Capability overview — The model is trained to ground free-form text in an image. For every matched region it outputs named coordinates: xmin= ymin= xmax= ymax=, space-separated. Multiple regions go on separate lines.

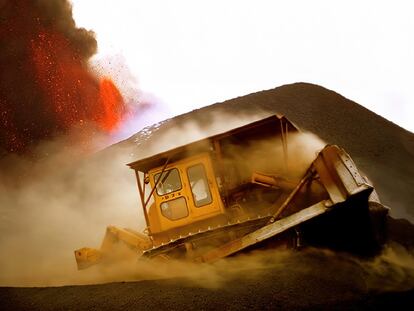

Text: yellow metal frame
xmin=147 ymin=153 xmax=225 ymax=233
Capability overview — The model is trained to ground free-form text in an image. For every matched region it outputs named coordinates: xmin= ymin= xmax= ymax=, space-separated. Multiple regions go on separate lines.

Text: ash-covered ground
xmin=1 ymin=82 xmax=414 ymax=310
xmin=1 ymin=246 xmax=414 ymax=311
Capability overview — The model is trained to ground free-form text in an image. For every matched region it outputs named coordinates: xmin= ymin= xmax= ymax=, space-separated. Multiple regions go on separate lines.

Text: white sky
xmin=71 ymin=0 xmax=414 ymax=133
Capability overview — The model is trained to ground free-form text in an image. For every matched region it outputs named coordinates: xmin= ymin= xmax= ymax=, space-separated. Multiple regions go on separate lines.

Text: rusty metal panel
xmin=314 ymin=145 xmax=372 ymax=203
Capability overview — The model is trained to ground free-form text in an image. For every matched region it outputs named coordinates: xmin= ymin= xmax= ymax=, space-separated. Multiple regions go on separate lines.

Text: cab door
xmin=182 ymin=153 xmax=224 ymax=220
xmin=150 ymin=166 xmax=190 ymax=232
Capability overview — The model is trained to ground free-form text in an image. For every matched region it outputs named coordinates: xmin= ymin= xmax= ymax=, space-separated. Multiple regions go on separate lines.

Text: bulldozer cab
xmin=127 ymin=115 xmax=299 ymax=244
xmin=146 ymin=153 xmax=225 ymax=233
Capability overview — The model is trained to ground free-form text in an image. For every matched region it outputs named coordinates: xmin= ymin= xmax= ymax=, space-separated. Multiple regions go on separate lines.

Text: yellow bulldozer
xmin=75 ymin=115 xmax=388 ymax=269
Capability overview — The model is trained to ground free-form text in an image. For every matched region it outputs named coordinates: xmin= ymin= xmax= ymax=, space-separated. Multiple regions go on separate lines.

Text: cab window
xmin=187 ymin=164 xmax=212 ymax=207
xmin=160 ymin=197 xmax=188 ymax=220
xmin=154 ymin=168 xmax=182 ymax=195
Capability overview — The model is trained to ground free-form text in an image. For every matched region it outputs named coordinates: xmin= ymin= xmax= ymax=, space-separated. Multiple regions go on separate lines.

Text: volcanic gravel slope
xmin=1 ymin=249 xmax=413 ymax=311
xmin=1 ymin=82 xmax=413 ymax=310
xmin=118 ymin=82 xmax=414 ymax=221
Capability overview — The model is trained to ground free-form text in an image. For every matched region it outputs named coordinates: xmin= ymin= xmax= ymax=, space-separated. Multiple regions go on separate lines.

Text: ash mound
xmin=117 ymin=82 xmax=414 ymax=222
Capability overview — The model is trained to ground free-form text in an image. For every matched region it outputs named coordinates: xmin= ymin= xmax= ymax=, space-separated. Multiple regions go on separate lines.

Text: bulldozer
xmin=75 ymin=115 xmax=389 ymax=269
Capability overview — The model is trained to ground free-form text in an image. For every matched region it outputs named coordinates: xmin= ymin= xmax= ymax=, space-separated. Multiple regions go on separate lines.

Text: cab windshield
xmin=154 ymin=168 xmax=182 ymax=195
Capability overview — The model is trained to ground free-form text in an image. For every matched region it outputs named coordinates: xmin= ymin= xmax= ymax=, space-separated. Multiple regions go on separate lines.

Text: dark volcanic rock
xmin=388 ymin=216 xmax=414 ymax=250
xmin=1 ymin=249 xmax=413 ymax=311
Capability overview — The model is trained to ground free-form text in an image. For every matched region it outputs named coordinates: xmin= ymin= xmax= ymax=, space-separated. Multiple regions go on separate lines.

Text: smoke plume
xmin=0 ymin=0 xmax=128 ymax=153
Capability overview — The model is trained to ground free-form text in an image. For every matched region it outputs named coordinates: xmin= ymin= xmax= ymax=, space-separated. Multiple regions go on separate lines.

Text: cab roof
xmin=127 ymin=115 xmax=298 ymax=172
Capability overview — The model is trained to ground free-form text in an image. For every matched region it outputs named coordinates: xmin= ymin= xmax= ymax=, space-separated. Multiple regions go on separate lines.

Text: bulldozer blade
xmin=74 ymin=226 xmax=153 ymax=270
xmin=197 ymin=200 xmax=331 ymax=262
xmin=74 ymin=247 xmax=102 ymax=270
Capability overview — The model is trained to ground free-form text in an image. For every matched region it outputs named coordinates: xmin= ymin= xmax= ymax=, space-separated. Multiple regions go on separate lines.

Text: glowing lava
xmin=30 ymin=28 xmax=126 ymax=134
xmin=98 ymin=79 xmax=125 ymax=132
xmin=0 ymin=0 xmax=127 ymax=153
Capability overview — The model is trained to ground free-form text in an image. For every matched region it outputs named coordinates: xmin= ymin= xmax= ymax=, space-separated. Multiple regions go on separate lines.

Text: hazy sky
xmin=71 ymin=0 xmax=414 ymax=133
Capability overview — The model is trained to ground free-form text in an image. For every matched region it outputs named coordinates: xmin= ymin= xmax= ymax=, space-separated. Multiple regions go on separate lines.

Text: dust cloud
xmin=356 ymin=243 xmax=414 ymax=291
xmin=137 ymin=111 xmax=273 ymax=158
xmin=0 ymin=111 xmax=412 ymax=293
xmin=0 ymin=128 xmax=143 ymax=287
xmin=301 ymin=244 xmax=414 ymax=293
xmin=136 ymin=110 xmax=326 ymax=179
xmin=222 ymin=131 xmax=326 ymax=182
xmin=0 ymin=111 xmax=322 ymax=287
xmin=61 ymin=248 xmax=296 ymax=289
xmin=0 ymin=112 xmax=268 ymax=286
